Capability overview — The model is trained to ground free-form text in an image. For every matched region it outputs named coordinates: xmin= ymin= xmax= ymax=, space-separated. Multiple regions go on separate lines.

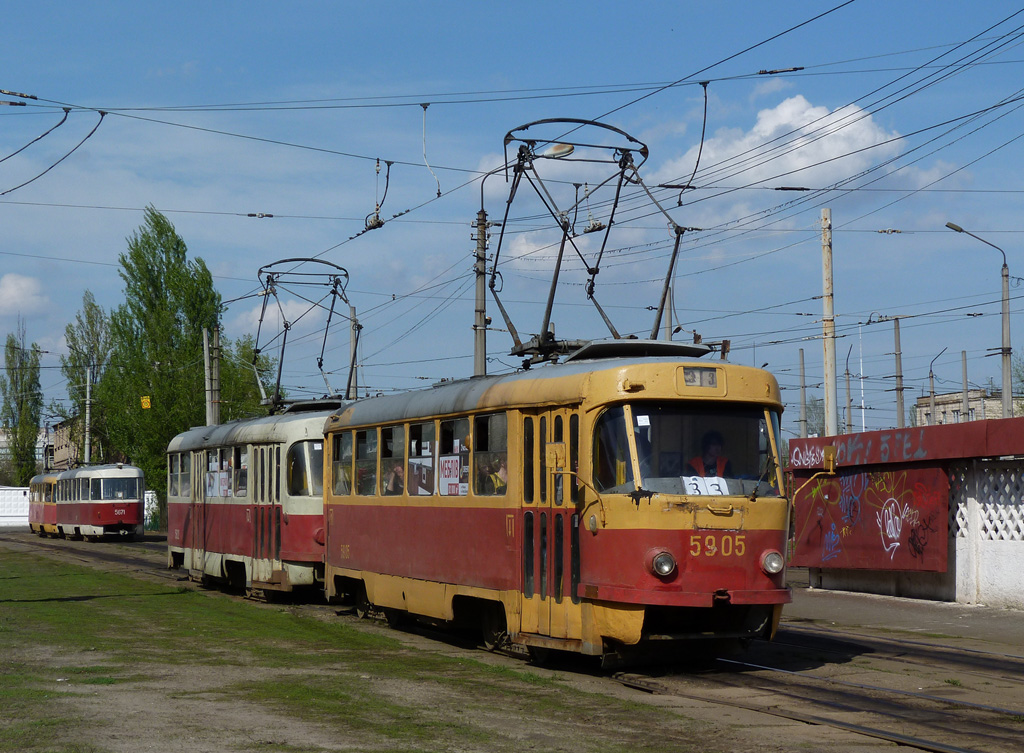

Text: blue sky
xmin=3 ymin=1 xmax=1023 ymax=438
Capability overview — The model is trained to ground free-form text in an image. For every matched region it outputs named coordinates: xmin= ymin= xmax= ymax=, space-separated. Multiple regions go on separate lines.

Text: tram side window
xmin=408 ymin=422 xmax=435 ymax=496
xmin=523 ymin=417 xmax=534 ymax=504
xmin=332 ymin=433 xmax=353 ymax=495
xmin=474 ymin=413 xmax=508 ymax=496
xmin=288 ymin=440 xmax=324 ymax=497
xmin=593 ymin=406 xmax=634 ymax=493
xmin=168 ymin=454 xmax=179 ymax=496
xmin=380 ymin=426 xmax=405 ymax=495
xmin=234 ymin=447 xmax=248 ymax=497
xmin=206 ymin=449 xmax=220 ymax=497
xmin=439 ymin=418 xmax=469 ymax=496
xmin=180 ymin=453 xmax=191 ymax=496
xmin=354 ymin=429 xmax=378 ymax=496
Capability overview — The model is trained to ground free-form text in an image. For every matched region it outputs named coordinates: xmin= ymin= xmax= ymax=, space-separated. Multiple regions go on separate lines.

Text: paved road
xmin=785 ymin=567 xmax=1024 ymax=650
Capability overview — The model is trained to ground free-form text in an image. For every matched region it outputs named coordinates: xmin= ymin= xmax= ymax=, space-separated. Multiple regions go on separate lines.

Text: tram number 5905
xmin=690 ymin=534 xmax=745 ymax=557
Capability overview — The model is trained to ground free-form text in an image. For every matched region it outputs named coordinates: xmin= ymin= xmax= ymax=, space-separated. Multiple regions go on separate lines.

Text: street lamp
xmin=945 ymin=222 xmax=1012 ymax=418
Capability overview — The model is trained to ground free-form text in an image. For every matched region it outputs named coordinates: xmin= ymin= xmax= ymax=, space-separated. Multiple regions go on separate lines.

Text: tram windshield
xmin=93 ymin=477 xmax=141 ymax=500
xmin=593 ymin=403 xmax=782 ymax=497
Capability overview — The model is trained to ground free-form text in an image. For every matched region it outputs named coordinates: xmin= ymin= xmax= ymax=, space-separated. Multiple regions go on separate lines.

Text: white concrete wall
xmin=0 ymin=486 xmax=29 ymax=527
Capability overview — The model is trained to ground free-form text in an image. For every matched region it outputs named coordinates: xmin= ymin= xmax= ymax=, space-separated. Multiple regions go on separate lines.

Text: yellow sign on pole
xmin=141 ymin=396 xmax=151 ymax=409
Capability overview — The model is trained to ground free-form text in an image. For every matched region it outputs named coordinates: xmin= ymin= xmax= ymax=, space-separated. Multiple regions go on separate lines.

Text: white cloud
xmin=751 ymin=78 xmax=793 ymax=100
xmin=652 ymin=95 xmax=902 ymax=191
xmin=0 ymin=274 xmax=49 ymax=315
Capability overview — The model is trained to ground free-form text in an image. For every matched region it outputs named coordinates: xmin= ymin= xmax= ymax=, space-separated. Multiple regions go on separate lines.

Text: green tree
xmin=0 ymin=318 xmax=43 ymax=485
xmin=219 ymin=332 xmax=276 ymax=420
xmin=55 ymin=290 xmax=112 ymax=462
xmin=96 ymin=207 xmax=221 ymax=523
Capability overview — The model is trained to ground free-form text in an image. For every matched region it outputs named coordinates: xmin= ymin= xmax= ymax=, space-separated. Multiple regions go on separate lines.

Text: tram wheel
xmin=383 ymin=608 xmax=408 ymax=629
xmin=354 ymin=586 xmax=372 ymax=620
xmin=481 ymin=604 xmax=507 ymax=651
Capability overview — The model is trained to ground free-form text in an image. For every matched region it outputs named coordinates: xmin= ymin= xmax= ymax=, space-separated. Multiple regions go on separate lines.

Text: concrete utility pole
xmin=473 ymin=208 xmax=488 ymax=377
xmin=962 ymin=350 xmax=970 ymax=422
xmin=893 ymin=318 xmax=905 ymax=428
xmin=203 ymin=327 xmax=221 ymax=426
xmin=945 ymin=222 xmax=1012 ymax=418
xmin=799 ymin=348 xmax=808 ymax=438
xmin=821 ymin=209 xmax=839 ymax=436
xmin=203 ymin=328 xmax=214 ymax=426
xmin=212 ymin=325 xmax=221 ymax=426
xmin=84 ymin=365 xmax=92 ymax=464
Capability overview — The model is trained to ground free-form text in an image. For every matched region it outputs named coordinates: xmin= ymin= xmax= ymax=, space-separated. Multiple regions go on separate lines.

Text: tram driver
xmin=685 ymin=430 xmax=733 ymax=478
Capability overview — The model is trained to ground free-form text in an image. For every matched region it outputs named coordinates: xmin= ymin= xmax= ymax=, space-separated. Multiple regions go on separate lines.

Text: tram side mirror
xmin=823 ymin=446 xmax=837 ymax=474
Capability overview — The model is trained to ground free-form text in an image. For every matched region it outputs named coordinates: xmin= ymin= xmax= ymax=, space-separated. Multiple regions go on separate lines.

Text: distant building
xmin=913 ymin=388 xmax=1003 ymax=426
xmin=0 ymin=427 xmax=51 ymax=469
xmin=52 ymin=417 xmax=81 ymax=471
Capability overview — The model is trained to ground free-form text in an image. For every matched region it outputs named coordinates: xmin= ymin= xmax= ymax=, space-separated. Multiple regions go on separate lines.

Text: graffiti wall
xmin=791 ymin=467 xmax=948 ymax=571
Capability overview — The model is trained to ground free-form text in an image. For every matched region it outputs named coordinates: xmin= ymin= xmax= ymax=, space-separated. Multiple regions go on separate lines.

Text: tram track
xmin=6 ymin=530 xmax=1024 ymax=751
xmin=774 ymin=623 xmax=1024 ymax=682
xmin=609 ymin=637 xmax=1024 ymax=753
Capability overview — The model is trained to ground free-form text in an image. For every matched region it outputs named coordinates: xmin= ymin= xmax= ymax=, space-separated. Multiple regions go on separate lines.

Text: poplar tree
xmin=56 ymin=290 xmax=112 ymax=461
xmin=0 ymin=318 xmax=43 ymax=485
xmin=96 ymin=207 xmax=220 ymax=519
xmin=95 ymin=207 xmax=275 ymax=524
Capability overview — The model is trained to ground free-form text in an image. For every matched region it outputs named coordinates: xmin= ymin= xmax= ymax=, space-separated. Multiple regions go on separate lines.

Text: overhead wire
xmin=1 ymin=111 xmax=105 ymax=196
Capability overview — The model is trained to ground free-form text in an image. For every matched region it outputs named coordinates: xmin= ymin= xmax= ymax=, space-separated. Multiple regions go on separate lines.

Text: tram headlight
xmin=760 ymin=550 xmax=785 ymax=575
xmin=645 ymin=548 xmax=677 ymax=577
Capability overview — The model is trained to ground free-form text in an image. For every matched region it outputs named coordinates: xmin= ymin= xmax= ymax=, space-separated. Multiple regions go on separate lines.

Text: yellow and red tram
xmin=28 ymin=472 xmax=58 ymax=536
xmin=323 ymin=342 xmax=791 ymax=660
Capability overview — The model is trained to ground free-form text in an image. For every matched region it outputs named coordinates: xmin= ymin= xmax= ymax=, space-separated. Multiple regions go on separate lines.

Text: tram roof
xmin=56 ymin=463 xmax=144 ymax=479
xmin=328 ymin=344 xmax=776 ymax=429
xmin=167 ymin=401 xmax=343 ymax=453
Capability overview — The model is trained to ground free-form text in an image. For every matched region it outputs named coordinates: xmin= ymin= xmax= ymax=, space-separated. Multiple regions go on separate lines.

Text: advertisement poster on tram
xmin=439 ymin=455 xmax=468 ymax=496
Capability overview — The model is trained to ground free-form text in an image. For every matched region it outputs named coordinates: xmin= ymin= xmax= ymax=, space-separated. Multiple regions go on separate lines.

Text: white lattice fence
xmin=950 ymin=464 xmax=969 ymax=538
xmin=970 ymin=463 xmax=1024 ymax=542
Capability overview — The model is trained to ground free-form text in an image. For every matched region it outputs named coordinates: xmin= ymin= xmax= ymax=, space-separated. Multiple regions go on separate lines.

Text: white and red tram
xmin=166 ymin=400 xmax=342 ymax=594
xmin=53 ymin=464 xmax=145 ymax=541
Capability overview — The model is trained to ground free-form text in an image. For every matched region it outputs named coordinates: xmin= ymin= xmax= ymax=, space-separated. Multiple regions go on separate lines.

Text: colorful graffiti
xmin=792 ymin=468 xmax=948 ymax=572
xmin=790 ymin=428 xmax=931 ymax=469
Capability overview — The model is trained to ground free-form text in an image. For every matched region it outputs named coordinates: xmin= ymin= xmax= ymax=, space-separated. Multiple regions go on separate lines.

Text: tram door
xmin=251 ymin=444 xmax=281 ymax=581
xmin=520 ymin=409 xmax=581 ymax=641
xmin=189 ymin=450 xmax=207 ymax=576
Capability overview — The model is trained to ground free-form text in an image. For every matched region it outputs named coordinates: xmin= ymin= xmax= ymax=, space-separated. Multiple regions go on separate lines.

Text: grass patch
xmin=1 ymin=548 xmax=713 ymax=753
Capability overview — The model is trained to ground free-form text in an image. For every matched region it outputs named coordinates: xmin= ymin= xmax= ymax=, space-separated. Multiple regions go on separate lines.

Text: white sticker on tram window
xmin=682 ymin=476 xmax=728 ymax=495
xmin=439 ymin=455 xmax=461 ymax=496
xmin=636 ymin=415 xmax=650 ymax=427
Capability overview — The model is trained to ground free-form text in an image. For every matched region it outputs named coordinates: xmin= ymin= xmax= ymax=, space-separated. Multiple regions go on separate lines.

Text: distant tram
xmin=52 ymin=464 xmax=145 ymax=541
xmin=322 ymin=342 xmax=791 ymax=662
xmin=166 ymin=401 xmax=342 ymax=594
xmin=28 ymin=472 xmax=58 ymax=536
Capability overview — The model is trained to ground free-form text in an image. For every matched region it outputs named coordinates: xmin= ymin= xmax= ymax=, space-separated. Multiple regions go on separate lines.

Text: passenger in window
xmin=488 ymin=459 xmax=508 ymax=495
xmin=383 ymin=462 xmax=404 ymax=495
xmin=686 ymin=430 xmax=733 ymax=477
